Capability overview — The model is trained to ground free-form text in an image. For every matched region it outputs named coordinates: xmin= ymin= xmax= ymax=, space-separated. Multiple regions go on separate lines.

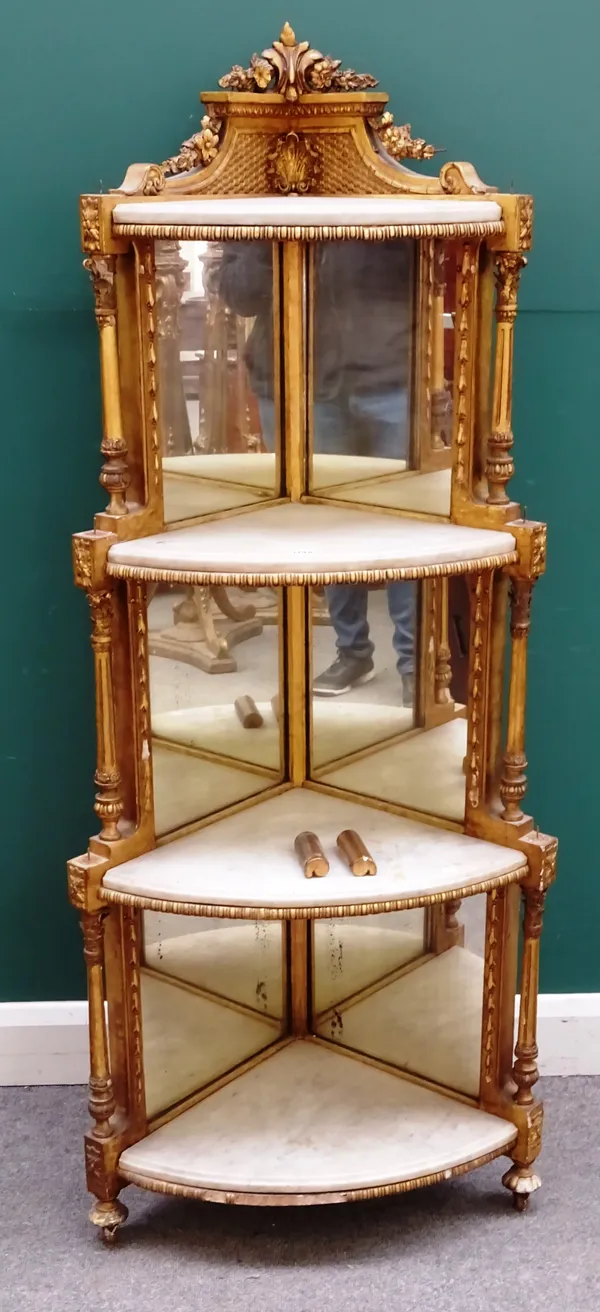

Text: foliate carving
xmin=131 ymin=583 xmax=153 ymax=816
xmin=266 ymin=131 xmax=322 ymax=194
xmin=141 ymin=245 xmax=161 ymax=493
xmin=526 ymin=1103 xmax=544 ymax=1161
xmin=440 ymin=161 xmax=495 ymax=195
xmin=540 ymin=840 xmax=558 ymax=890
xmin=83 ymin=256 xmax=116 ymax=325
xmin=161 ymin=115 xmax=222 ymax=178
xmin=219 ymin=23 xmax=378 ymax=100
xmin=123 ymin=909 xmax=145 ymax=1118
xmin=455 ymin=245 xmax=478 ymax=487
xmin=531 ymin=523 xmax=547 ymax=576
xmin=72 ymin=534 xmax=94 ymax=589
xmin=466 ymin=572 xmax=491 ymax=811
xmin=518 ymin=195 xmax=534 ymax=249
xmin=370 ymin=111 xmax=435 ymax=161
xmin=481 ymin=888 xmax=502 ymax=1088
xmin=67 ymin=859 xmax=87 ymax=910
xmin=80 ymin=196 xmax=101 ymax=252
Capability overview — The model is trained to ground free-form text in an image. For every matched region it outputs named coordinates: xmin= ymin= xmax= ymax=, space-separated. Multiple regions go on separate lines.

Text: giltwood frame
xmin=69 ymin=24 xmax=555 ymax=1242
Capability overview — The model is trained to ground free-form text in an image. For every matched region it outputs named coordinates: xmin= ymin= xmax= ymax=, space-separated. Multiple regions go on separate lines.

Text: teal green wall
xmin=2 ymin=1 xmax=597 ymax=999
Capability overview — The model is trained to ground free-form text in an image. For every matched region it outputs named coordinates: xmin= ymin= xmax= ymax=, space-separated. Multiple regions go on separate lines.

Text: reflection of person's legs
xmin=257 ymin=398 xmax=275 ymax=452
xmin=387 ymin=581 xmax=416 ymax=706
xmin=313 ymin=584 xmax=375 ymax=695
xmin=348 ymin=390 xmax=409 ymax=462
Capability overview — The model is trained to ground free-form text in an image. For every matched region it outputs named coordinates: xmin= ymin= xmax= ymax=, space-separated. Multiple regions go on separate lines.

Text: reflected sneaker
xmin=401 ymin=673 xmax=415 ymax=708
xmin=313 ymin=653 xmax=375 ymax=697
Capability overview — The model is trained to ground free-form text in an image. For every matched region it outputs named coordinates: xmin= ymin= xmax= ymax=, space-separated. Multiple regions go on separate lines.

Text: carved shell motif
xmin=266 ymin=132 xmax=322 ymax=195
xmin=219 ymin=22 xmax=378 ymax=101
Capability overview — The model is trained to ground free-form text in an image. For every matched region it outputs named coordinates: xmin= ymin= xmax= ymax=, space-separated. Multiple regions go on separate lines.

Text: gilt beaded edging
xmin=100 ymin=865 xmax=527 ymax=921
xmin=112 ymin=221 xmax=505 ymax=242
xmin=119 ymin=1144 xmax=517 ymax=1207
xmin=106 ymin=551 xmax=518 ymax=588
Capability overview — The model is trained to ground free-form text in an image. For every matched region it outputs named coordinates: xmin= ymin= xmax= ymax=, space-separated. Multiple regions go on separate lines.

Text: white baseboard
xmin=0 ymin=996 xmax=599 ymax=1085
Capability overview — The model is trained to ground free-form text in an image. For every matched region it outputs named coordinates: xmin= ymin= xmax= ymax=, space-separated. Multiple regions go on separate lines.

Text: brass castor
xmin=89 ymin=1198 xmax=129 ymax=1245
xmin=501 ymin=1165 xmax=541 ymax=1213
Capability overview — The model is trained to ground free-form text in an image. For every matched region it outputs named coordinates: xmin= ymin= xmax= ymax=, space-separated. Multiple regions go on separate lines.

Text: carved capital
xmin=523 ymin=886 xmax=546 ymax=941
xmin=495 ymin=252 xmax=527 ymax=323
xmin=88 ymin=589 xmax=114 ymax=648
xmin=509 ymin=577 xmax=534 ymax=639
xmin=84 ymin=256 xmax=117 ymax=324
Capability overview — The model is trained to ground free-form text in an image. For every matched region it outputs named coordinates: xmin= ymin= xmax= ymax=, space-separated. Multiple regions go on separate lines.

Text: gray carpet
xmin=1 ymin=1078 xmax=597 ymax=1312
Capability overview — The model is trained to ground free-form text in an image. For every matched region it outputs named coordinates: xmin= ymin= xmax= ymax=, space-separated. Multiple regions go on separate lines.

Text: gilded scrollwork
xmin=266 ymin=130 xmax=322 ymax=194
xmin=439 ymin=161 xmax=495 ymax=195
xmin=370 ymin=111 xmax=436 ymax=161
xmin=219 ymin=23 xmax=378 ymax=100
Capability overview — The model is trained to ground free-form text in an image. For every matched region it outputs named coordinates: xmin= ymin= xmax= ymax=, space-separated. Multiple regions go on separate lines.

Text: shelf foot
xmin=90 ymin=1198 xmax=129 ymax=1245
xmin=501 ymin=1165 xmax=541 ymax=1213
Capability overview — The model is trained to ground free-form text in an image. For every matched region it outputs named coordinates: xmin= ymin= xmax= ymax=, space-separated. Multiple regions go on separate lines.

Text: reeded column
xmin=88 ymin=589 xmax=123 ymax=841
xmin=512 ymin=886 xmax=545 ymax=1106
xmin=431 ymin=241 xmax=450 ymax=449
xmin=434 ymin=577 xmax=453 ymax=704
xmin=486 ymin=252 xmax=526 ymax=505
xmin=500 ymin=578 xmax=533 ymax=822
xmin=84 ymin=256 xmax=130 ymax=515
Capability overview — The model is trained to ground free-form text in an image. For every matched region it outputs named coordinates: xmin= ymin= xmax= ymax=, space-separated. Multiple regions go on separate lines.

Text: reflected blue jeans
xmin=258 ymin=392 xmax=415 ymax=675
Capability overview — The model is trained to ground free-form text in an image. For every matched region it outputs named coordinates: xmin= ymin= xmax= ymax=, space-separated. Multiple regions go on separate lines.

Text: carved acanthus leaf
xmin=219 ymin=23 xmax=378 ymax=101
xmin=371 ymin=111 xmax=436 ymax=161
xmin=266 ymin=131 xmax=322 ymax=194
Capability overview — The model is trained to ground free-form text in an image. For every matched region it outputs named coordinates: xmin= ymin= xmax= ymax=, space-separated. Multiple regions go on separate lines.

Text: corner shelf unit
xmin=70 ymin=23 xmax=556 ymax=1245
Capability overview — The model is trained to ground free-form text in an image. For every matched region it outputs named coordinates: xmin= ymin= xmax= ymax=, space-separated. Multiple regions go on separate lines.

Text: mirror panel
xmin=316 ymin=894 xmax=486 ymax=1099
xmin=310 ymin=577 xmax=469 ymax=822
xmin=155 ymin=240 xmax=279 ymax=522
xmin=141 ymin=911 xmax=284 ymax=1118
xmin=313 ymin=909 xmax=426 ymax=1016
xmin=148 ymin=583 xmax=283 ymax=837
xmin=307 ymin=239 xmax=456 ymax=517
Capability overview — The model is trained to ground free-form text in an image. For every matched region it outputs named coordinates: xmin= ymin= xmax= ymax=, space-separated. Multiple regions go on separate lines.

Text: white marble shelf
xmin=119 ymin=1040 xmax=516 ymax=1199
xmin=112 ymin=195 xmax=504 ymax=238
xmin=107 ymin=503 xmax=517 ymax=585
xmin=101 ymin=788 xmax=527 ymax=916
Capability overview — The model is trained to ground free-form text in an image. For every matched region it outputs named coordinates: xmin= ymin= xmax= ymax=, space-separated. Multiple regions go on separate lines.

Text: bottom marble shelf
xmin=120 ymin=1040 xmax=516 ymax=1203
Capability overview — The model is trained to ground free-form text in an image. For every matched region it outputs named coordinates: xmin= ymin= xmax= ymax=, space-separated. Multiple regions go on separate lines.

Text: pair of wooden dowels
xmin=295 ymin=830 xmax=377 ymax=879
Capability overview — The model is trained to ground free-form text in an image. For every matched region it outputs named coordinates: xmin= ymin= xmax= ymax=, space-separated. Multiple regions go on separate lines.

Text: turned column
xmin=88 ymin=589 xmax=123 ymax=841
xmin=500 ymin=578 xmax=533 ymax=822
xmin=81 ymin=910 xmax=115 ymax=1138
xmin=434 ymin=577 xmax=453 ymax=704
xmin=486 ymin=252 xmax=526 ymax=505
xmin=512 ymin=885 xmax=545 ymax=1106
xmin=84 ymin=256 xmax=129 ymax=515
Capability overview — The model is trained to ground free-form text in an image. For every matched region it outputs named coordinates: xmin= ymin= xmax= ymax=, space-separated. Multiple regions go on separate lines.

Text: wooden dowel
xmin=294 ymin=831 xmax=329 ymax=879
xmin=337 ymin=829 xmax=377 ymax=877
xmin=234 ymin=695 xmax=264 ymax=729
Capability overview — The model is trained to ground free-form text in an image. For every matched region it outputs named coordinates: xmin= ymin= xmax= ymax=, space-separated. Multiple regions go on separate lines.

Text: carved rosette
xmin=266 ymin=131 xmax=322 ymax=194
xmin=219 ymin=23 xmax=378 ymax=100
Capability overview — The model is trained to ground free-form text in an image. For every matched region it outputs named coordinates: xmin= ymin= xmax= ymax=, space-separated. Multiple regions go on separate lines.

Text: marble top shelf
xmin=112 ymin=194 xmax=504 ymax=239
xmin=107 ymin=503 xmax=517 ymax=586
xmin=101 ymin=788 xmax=527 ymax=918
xmin=119 ymin=1040 xmax=516 ymax=1201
